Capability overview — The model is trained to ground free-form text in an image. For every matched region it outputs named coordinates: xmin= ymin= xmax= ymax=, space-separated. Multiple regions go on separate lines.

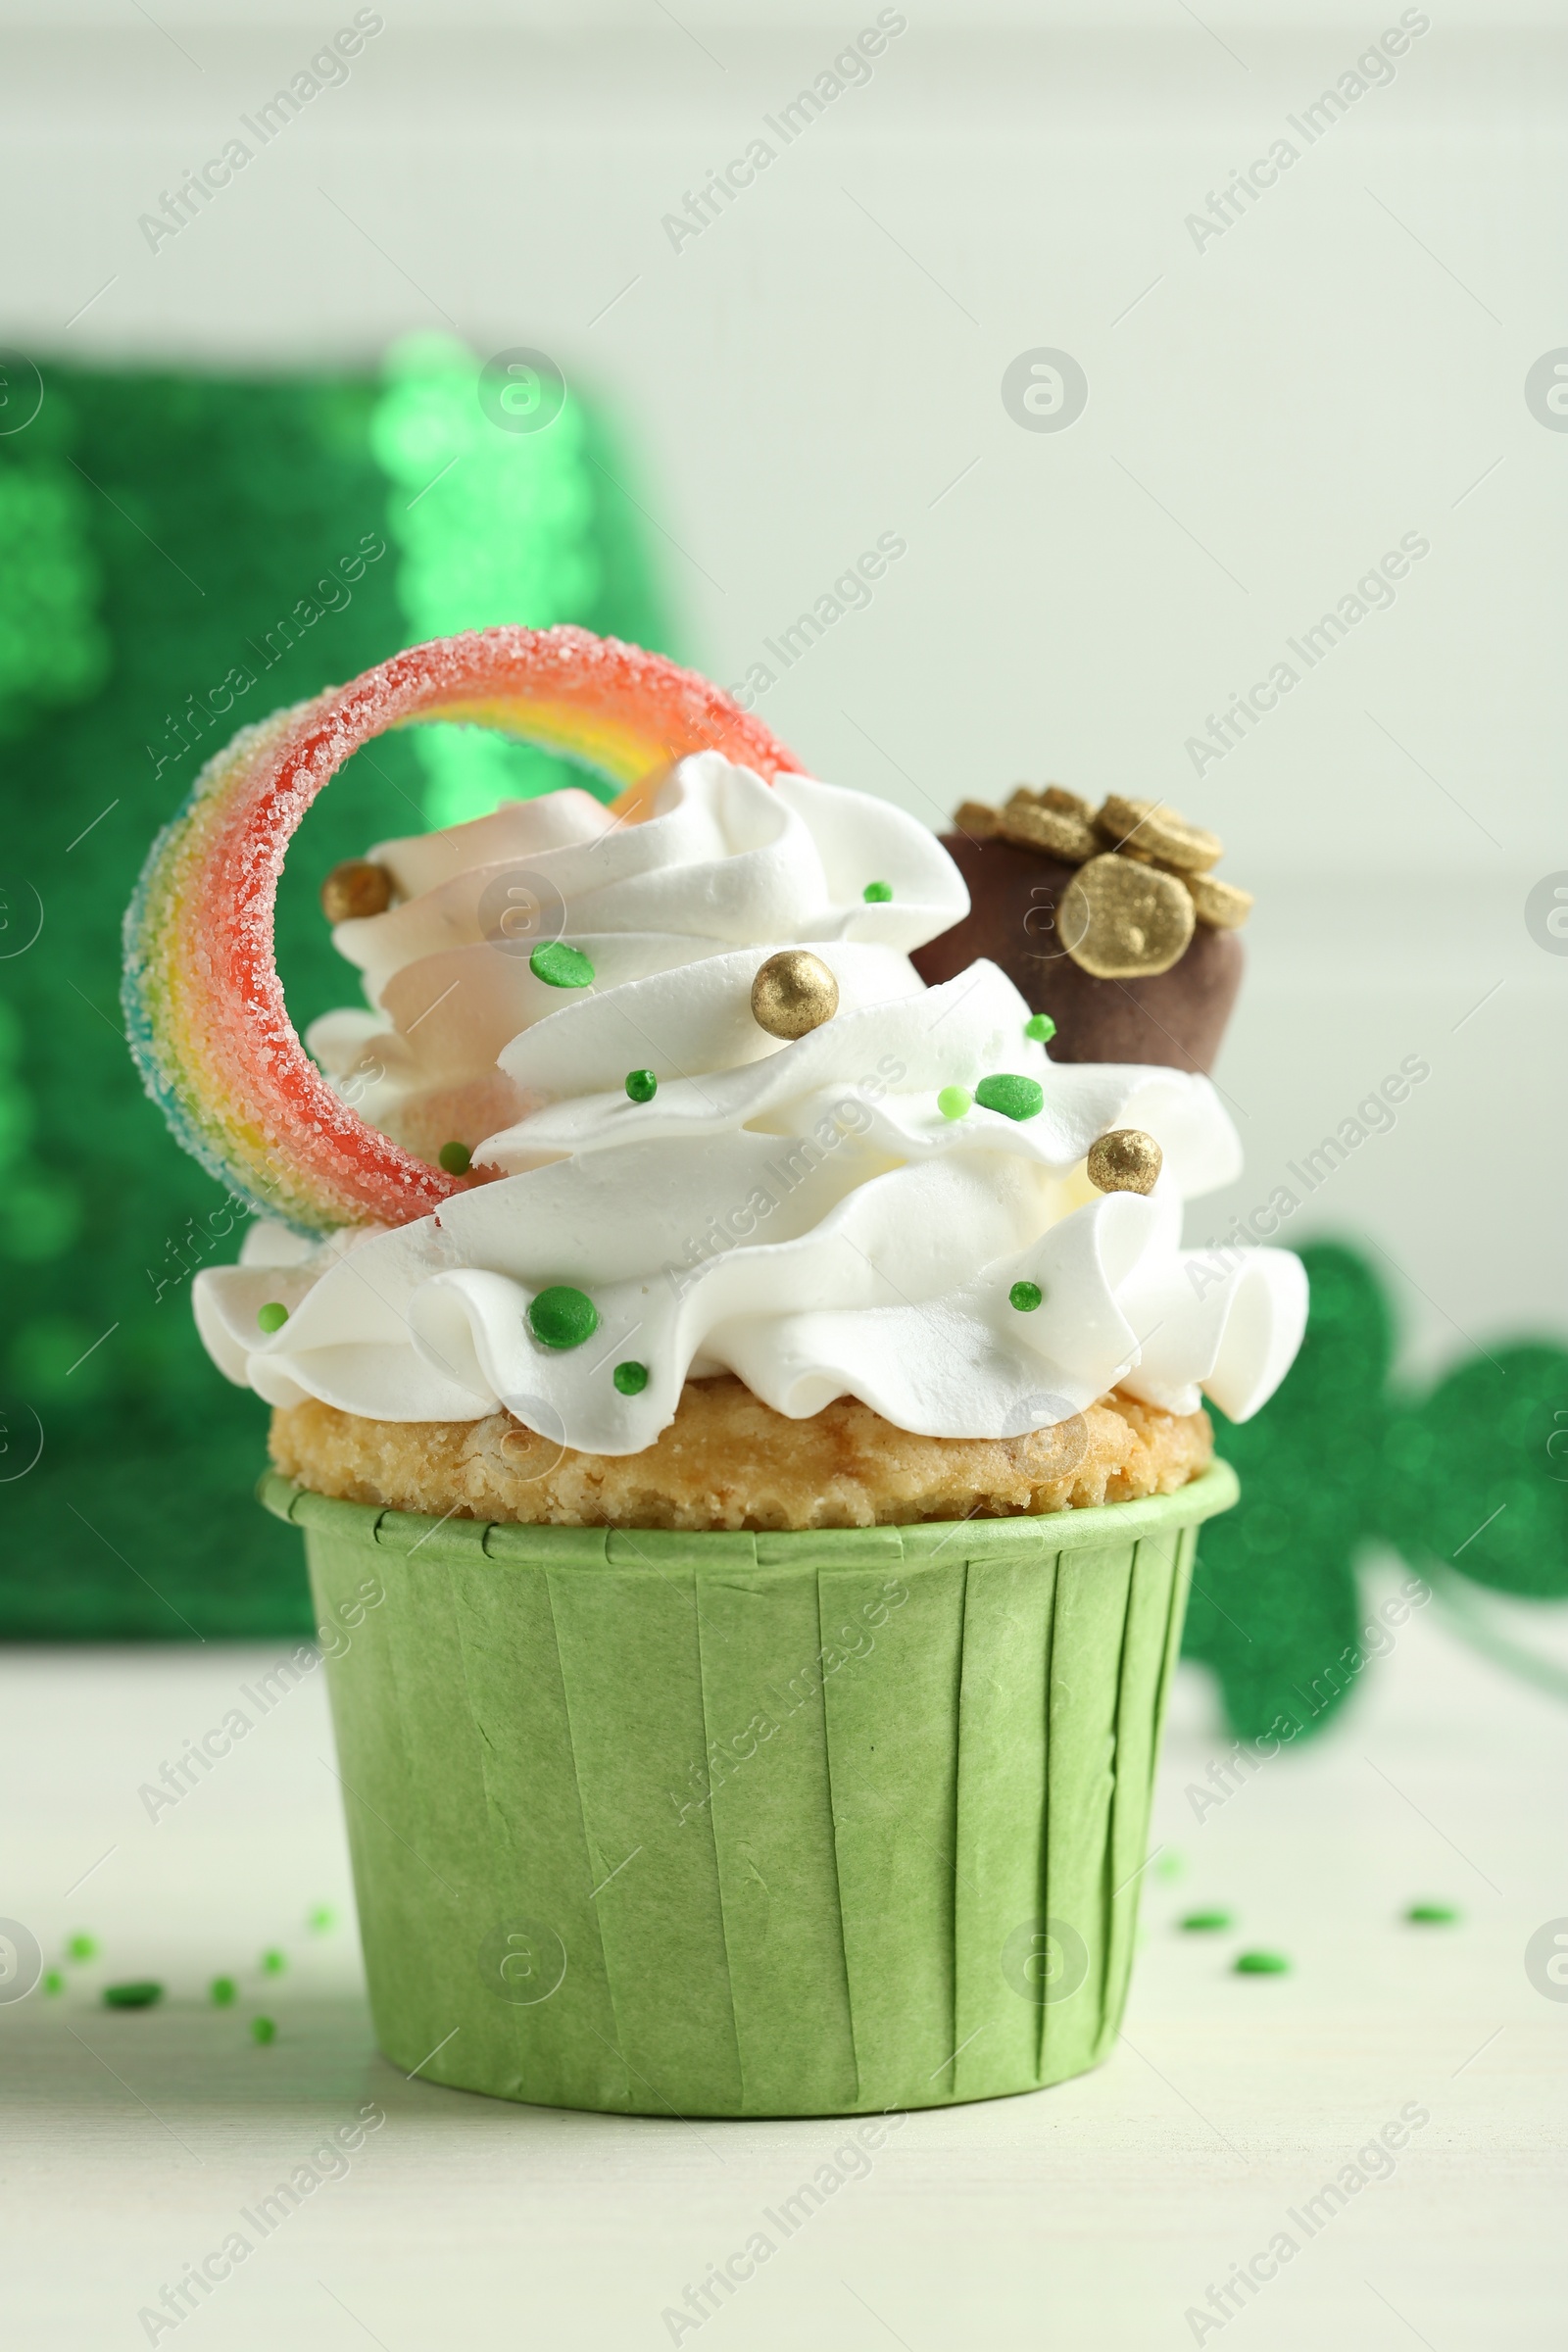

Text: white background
xmin=3 ymin=0 xmax=1564 ymax=1372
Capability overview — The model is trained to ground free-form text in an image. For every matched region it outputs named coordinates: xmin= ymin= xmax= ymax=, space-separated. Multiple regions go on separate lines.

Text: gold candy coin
xmin=999 ymin=792 xmax=1100 ymax=864
xmin=1040 ymin=783 xmax=1094 ymax=820
xmin=751 ymin=949 xmax=840 ymax=1040
xmin=1060 ymin=853 xmax=1196 ymax=978
xmin=1095 ymin=795 xmax=1222 ymax=874
xmin=953 ymin=799 xmax=1000 ymax=838
xmin=1086 ymin=1128 xmax=1163 ymax=1196
xmin=1187 ymin=871 xmax=1252 ymax=930
xmin=320 ymin=858 xmax=394 ymax=922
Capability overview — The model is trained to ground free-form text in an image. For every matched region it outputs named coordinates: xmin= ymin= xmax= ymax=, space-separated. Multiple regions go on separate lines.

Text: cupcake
xmin=127 ymin=627 xmax=1304 ymax=2118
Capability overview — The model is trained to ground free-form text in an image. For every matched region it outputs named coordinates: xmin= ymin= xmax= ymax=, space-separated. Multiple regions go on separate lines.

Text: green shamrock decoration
xmin=1186 ymin=1242 xmax=1568 ymax=1740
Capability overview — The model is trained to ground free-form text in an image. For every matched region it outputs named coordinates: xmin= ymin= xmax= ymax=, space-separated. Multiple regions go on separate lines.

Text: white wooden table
xmin=3 ymin=1561 xmax=1564 ymax=2350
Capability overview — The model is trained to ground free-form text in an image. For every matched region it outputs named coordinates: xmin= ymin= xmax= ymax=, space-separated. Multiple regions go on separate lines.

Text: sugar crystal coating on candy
xmin=122 ymin=628 xmax=800 ymax=1236
xmin=975 ymin=1074 xmax=1044 ymax=1122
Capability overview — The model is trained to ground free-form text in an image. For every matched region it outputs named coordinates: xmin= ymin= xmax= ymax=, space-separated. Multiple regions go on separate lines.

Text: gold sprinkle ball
xmin=1094 ymin=795 xmax=1222 ymax=875
xmin=320 ymin=858 xmax=394 ymax=922
xmin=1060 ymin=853 xmax=1196 ymax=978
xmin=1086 ymin=1128 xmax=1163 ymax=1196
xmin=1187 ymin=871 xmax=1253 ymax=930
xmin=751 ymin=949 xmax=840 ymax=1040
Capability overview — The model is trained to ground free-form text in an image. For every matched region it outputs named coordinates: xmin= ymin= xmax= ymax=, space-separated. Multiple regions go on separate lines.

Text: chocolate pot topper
xmin=909 ymin=787 xmax=1250 ymax=1075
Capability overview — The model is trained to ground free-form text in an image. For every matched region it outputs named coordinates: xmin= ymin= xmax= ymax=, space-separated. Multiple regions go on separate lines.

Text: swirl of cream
xmin=196 ymin=759 xmax=1305 ymax=1451
xmin=305 ymin=752 xmax=963 ymax=1164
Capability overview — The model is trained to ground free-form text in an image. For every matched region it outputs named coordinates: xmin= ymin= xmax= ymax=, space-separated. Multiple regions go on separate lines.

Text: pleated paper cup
xmin=261 ymin=1460 xmax=1237 ymax=2118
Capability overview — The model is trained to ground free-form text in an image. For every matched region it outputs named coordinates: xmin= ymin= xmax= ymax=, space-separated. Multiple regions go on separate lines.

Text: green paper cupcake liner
xmin=261 ymin=1459 xmax=1238 ymax=2117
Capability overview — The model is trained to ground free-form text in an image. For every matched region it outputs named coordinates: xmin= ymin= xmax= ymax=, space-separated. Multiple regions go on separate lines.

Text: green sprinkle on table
xmin=1024 ymin=1012 xmax=1056 ymax=1044
xmin=1180 ymin=1909 xmax=1233 ymax=1933
xmin=256 ymin=1301 xmax=288 ymax=1334
xmin=613 ymin=1361 xmax=649 ymax=1396
xmin=528 ymin=1286 xmax=600 ymax=1350
xmin=250 ymin=2016 xmax=276 ymax=2045
xmin=937 ymin=1086 xmax=971 ymax=1121
xmin=210 ymin=1976 xmax=236 ymax=2006
xmin=529 ymin=942 xmax=595 ymax=988
xmin=103 ymin=1981 xmax=163 ymax=2009
xmin=1234 ymin=1949 xmax=1291 ymax=1975
xmin=625 ymin=1068 xmax=658 ymax=1102
xmin=262 ymin=1949 xmax=286 ymax=1976
xmin=975 ymin=1073 xmax=1045 ymax=1122
xmin=862 ymin=880 xmax=893 ymax=903
xmin=1008 ymin=1280 xmax=1044 ymax=1313
xmin=1406 ymin=1901 xmax=1460 ymax=1925
xmin=308 ymin=1906 xmax=335 ymax=1934
xmin=66 ymin=1934 xmax=97 ymax=1963
xmin=437 ymin=1140 xmax=472 ymax=1175
xmin=42 ymin=1970 xmax=64 ymax=1995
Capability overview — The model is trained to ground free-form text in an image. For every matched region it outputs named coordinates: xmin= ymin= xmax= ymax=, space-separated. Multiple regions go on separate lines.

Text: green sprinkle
xmin=529 ymin=942 xmax=595 ymax=989
xmin=1406 ymin=1901 xmax=1459 ymax=1925
xmin=862 ymin=880 xmax=894 ymax=903
xmin=1024 ymin=1012 xmax=1057 ymax=1044
xmin=437 ymin=1140 xmax=471 ymax=1175
xmin=256 ymin=1301 xmax=289 ymax=1335
xmin=210 ymin=1976 xmax=236 ymax=2006
xmin=250 ymin=2016 xmax=276 ymax=2045
xmin=975 ymin=1073 xmax=1045 ymax=1122
xmin=66 ymin=1934 xmax=97 ymax=1963
xmin=527 ymin=1285 xmax=600 ymax=1350
xmin=261 ymin=1949 xmax=286 ymax=1977
xmin=42 ymin=1970 xmax=64 ymax=1995
xmin=307 ymin=1906 xmax=334 ymax=1935
xmin=103 ymin=1980 xmax=163 ymax=2010
xmin=1180 ymin=1909 xmax=1234 ymax=1933
xmin=1153 ymin=1851 xmax=1185 ymax=1883
xmin=937 ymin=1086 xmax=971 ymax=1121
xmin=1234 ymin=1950 xmax=1291 ymax=1975
xmin=613 ymin=1361 xmax=649 ymax=1396
xmin=625 ymin=1068 xmax=658 ymax=1103
xmin=1008 ymin=1280 xmax=1044 ymax=1313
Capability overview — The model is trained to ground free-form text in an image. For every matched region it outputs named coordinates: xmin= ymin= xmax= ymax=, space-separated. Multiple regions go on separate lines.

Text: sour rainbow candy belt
xmin=122 ymin=626 xmax=799 ymax=1235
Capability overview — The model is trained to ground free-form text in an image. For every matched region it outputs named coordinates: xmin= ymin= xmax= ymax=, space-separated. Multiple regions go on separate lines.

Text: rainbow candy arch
xmin=122 ymin=626 xmax=801 ymax=1236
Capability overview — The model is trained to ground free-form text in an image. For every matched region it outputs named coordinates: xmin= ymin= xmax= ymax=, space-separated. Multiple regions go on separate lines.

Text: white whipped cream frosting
xmin=195 ymin=755 xmax=1306 ymax=1454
